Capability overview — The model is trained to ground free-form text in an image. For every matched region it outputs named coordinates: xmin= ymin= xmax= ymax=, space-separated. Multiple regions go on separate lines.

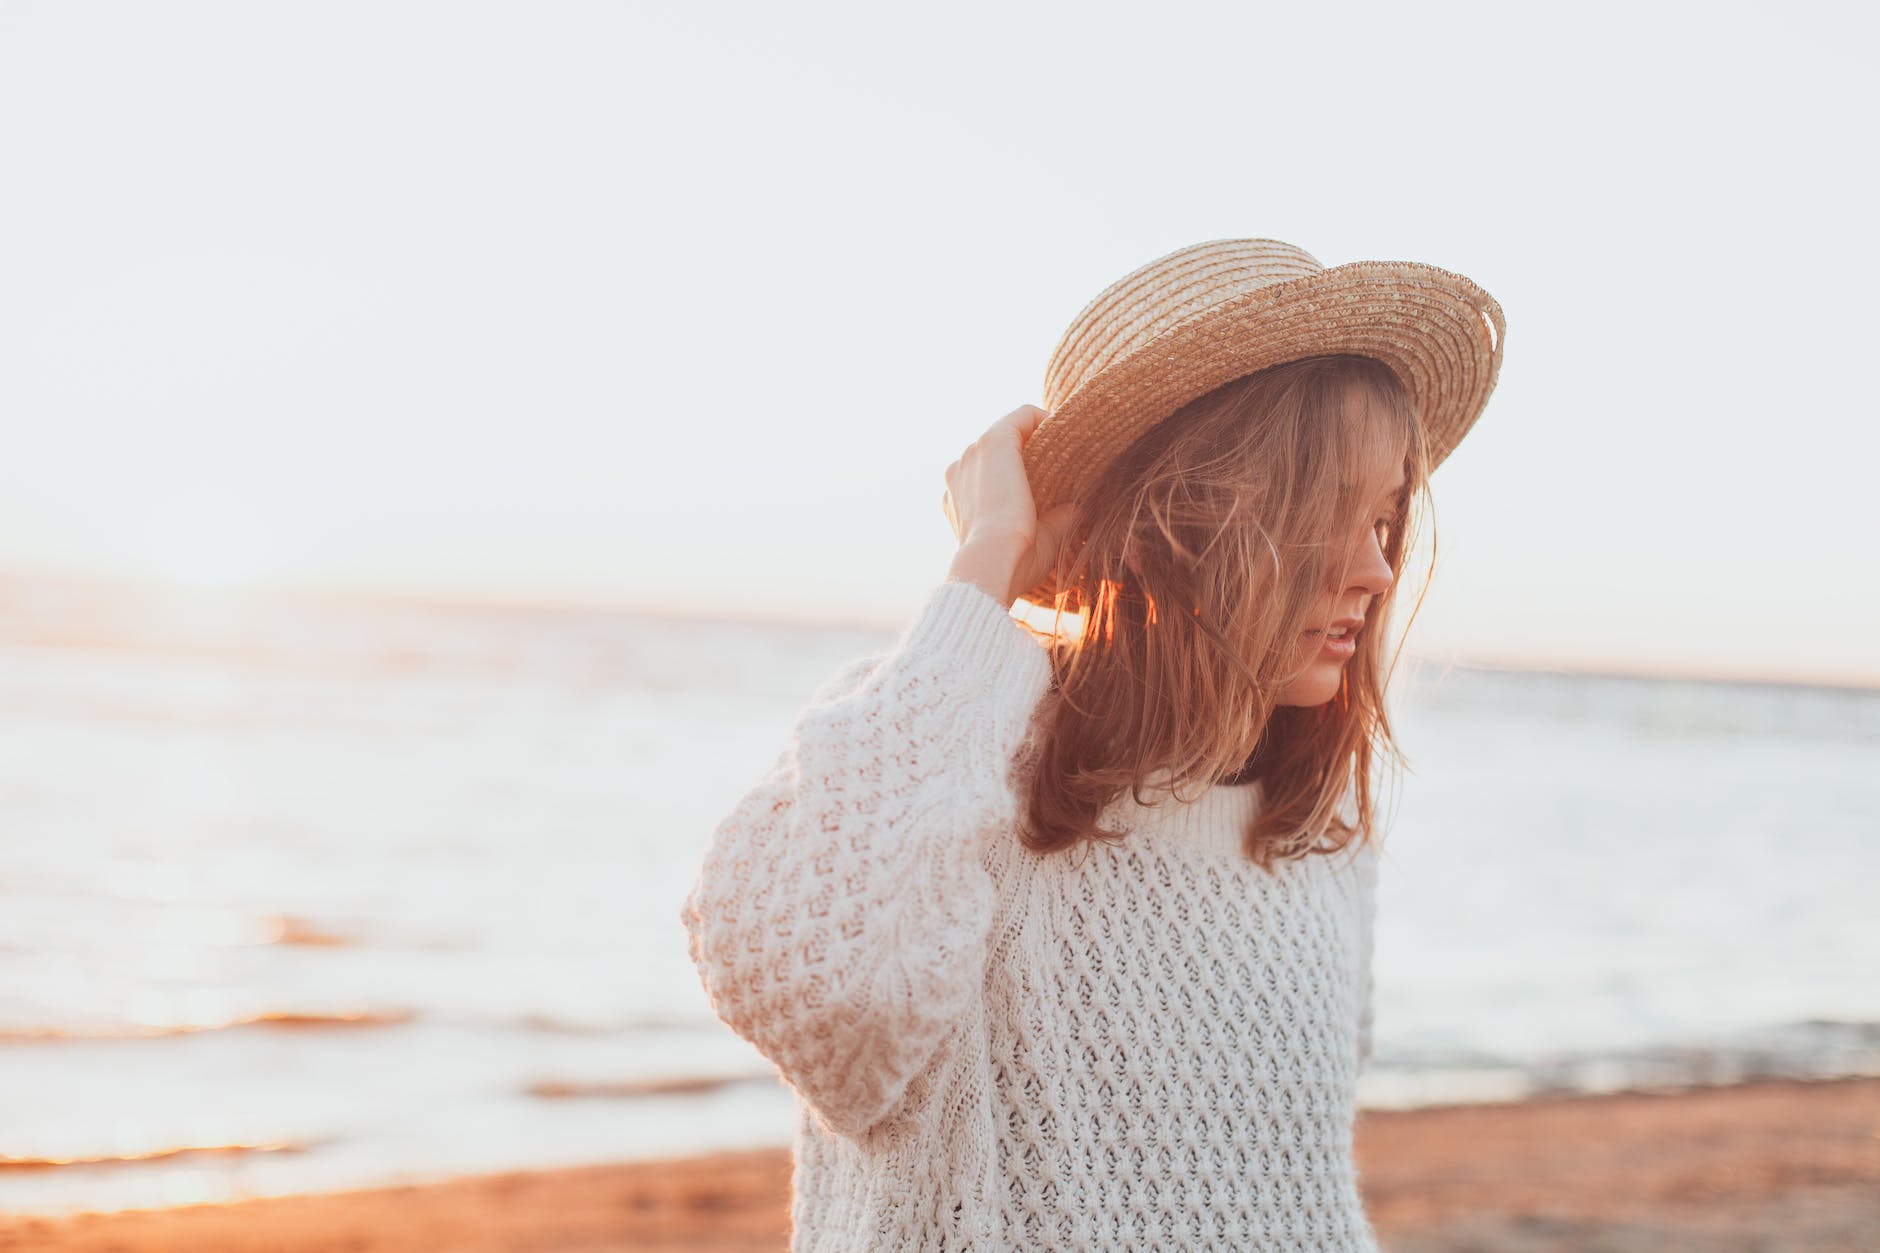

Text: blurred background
xmin=1 ymin=0 xmax=1875 ymax=1233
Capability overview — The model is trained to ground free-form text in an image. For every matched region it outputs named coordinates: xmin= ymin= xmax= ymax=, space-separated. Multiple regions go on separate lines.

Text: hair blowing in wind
xmin=1018 ymin=354 xmax=1436 ymax=869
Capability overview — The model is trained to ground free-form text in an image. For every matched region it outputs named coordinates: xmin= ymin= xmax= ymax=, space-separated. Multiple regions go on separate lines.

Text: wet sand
xmin=3 ymin=1076 xmax=1874 ymax=1252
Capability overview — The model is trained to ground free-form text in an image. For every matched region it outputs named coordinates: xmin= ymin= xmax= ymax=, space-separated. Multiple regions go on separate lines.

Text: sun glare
xmin=1014 ymin=596 xmax=1087 ymax=644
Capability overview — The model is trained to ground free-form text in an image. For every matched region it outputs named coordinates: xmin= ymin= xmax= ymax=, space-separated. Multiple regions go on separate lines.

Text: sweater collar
xmin=1097 ymin=772 xmax=1266 ymax=858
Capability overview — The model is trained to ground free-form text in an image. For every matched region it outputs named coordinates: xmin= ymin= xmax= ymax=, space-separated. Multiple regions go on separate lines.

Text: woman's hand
xmin=942 ymin=405 xmax=1080 ymax=607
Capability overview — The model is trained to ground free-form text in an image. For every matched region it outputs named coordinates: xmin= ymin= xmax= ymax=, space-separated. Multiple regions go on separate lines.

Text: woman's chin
xmin=1274 ymin=670 xmax=1343 ymax=707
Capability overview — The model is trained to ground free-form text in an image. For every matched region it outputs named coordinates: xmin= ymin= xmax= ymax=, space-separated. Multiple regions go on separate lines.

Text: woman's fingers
xmin=941 ymin=404 xmax=1060 ymax=548
xmin=939 ymin=405 xmax=1075 ymax=600
xmin=1000 ymin=404 xmax=1050 ymax=445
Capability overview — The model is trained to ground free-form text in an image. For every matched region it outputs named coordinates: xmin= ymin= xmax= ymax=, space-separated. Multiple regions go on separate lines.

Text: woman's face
xmin=1274 ymin=463 xmax=1405 ymax=707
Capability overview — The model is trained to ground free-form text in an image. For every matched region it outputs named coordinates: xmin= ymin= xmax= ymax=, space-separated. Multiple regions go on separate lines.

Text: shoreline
xmin=2 ymin=1076 xmax=1875 ymax=1252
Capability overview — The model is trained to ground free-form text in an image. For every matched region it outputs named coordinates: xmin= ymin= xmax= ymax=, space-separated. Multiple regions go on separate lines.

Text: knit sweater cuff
xmin=892 ymin=578 xmax=1052 ymax=731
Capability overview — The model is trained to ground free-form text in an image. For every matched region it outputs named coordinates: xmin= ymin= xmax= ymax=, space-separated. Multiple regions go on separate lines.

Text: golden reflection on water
xmin=0 ymin=1137 xmax=318 ymax=1171
xmin=0 ymin=1009 xmax=411 ymax=1042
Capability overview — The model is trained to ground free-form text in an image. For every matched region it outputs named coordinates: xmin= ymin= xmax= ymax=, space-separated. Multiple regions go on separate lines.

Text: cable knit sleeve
xmin=679 ymin=578 xmax=1053 ymax=1142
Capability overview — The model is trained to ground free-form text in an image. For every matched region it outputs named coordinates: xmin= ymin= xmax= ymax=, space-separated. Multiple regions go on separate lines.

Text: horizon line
xmin=1 ymin=562 xmax=1873 ymax=696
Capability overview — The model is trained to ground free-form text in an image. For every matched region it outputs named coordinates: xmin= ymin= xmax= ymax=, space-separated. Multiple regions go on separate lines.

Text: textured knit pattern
xmin=680 ymin=578 xmax=1382 ymax=1252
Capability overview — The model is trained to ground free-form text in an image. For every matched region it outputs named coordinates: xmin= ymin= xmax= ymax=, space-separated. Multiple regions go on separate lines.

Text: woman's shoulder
xmin=804 ymin=580 xmax=1053 ymax=717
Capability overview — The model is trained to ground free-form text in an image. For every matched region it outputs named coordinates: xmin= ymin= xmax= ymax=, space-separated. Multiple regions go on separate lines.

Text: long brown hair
xmin=1018 ymin=354 xmax=1435 ymax=870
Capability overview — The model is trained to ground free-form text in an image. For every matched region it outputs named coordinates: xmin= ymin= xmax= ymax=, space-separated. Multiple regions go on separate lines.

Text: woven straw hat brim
xmin=1018 ymin=257 xmax=1505 ymax=606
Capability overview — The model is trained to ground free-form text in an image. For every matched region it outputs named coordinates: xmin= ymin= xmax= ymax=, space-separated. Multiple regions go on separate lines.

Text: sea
xmin=1 ymin=572 xmax=1875 ymax=1216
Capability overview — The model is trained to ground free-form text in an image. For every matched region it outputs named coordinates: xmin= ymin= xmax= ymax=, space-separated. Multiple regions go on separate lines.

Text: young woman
xmin=681 ymin=239 xmax=1506 ymax=1251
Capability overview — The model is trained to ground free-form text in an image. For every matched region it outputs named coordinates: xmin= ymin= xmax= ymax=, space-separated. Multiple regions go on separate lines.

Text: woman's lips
xmin=1304 ymin=630 xmax=1357 ymax=658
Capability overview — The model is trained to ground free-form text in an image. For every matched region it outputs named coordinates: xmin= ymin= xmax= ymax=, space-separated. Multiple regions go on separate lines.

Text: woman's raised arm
xmin=678 ymin=577 xmax=1053 ymax=1141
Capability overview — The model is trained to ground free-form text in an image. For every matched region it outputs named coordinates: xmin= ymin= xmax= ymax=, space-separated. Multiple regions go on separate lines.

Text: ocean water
xmin=1 ymin=574 xmax=1875 ymax=1216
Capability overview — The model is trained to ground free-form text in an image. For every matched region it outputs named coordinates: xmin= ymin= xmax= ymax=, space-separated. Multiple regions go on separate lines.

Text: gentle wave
xmin=0 ymin=1136 xmax=327 ymax=1172
xmin=0 ymin=1010 xmax=413 ymax=1042
xmin=1361 ymin=1017 xmax=1880 ymax=1109
xmin=527 ymin=1073 xmax=775 ymax=1099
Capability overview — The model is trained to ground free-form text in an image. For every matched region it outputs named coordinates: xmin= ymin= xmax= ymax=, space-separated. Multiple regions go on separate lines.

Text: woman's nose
xmin=1345 ymin=530 xmax=1394 ymax=597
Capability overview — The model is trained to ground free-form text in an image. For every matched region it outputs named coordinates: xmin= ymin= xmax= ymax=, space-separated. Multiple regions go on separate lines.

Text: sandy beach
xmin=3 ymin=1076 xmax=1874 ymax=1252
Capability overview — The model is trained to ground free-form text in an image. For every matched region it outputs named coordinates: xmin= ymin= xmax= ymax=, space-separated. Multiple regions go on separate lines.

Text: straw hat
xmin=1019 ymin=237 xmax=1506 ymax=605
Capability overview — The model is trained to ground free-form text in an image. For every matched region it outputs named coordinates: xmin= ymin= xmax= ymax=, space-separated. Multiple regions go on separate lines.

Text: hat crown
xmin=1043 ymin=239 xmax=1325 ymax=411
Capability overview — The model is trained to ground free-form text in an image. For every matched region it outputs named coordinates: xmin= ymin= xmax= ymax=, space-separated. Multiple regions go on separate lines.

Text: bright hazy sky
xmin=2 ymin=2 xmax=1873 ymax=686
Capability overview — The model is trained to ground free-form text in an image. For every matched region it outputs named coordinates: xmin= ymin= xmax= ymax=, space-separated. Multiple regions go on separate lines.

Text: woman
xmin=680 ymin=238 xmax=1506 ymax=1251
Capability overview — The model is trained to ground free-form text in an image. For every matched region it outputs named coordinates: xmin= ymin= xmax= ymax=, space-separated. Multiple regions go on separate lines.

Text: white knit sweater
xmin=680 ymin=578 xmax=1381 ymax=1251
